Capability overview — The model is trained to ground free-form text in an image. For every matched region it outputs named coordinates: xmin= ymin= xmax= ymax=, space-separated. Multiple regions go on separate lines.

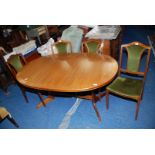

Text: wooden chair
xmin=0 ymin=48 xmax=14 ymax=93
xmin=81 ymin=39 xmax=102 ymax=54
xmin=6 ymin=54 xmax=46 ymax=106
xmin=106 ymin=41 xmax=151 ymax=120
xmin=7 ymin=30 xmax=27 ymax=48
xmin=0 ymin=107 xmax=19 ymax=128
xmin=52 ymin=40 xmax=72 ymax=54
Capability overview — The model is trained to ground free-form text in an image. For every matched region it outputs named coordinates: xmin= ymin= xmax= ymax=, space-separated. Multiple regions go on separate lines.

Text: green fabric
xmin=86 ymin=42 xmax=99 ymax=53
xmin=55 ymin=42 xmax=68 ymax=54
xmin=107 ymin=76 xmax=143 ymax=99
xmin=9 ymin=55 xmax=23 ymax=72
xmin=126 ymin=45 xmax=145 ymax=72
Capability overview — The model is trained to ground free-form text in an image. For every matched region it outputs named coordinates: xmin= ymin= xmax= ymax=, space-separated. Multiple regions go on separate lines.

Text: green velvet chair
xmin=106 ymin=41 xmax=151 ymax=120
xmin=6 ymin=54 xmax=46 ymax=106
xmin=52 ymin=40 xmax=72 ymax=54
xmin=0 ymin=107 xmax=19 ymax=128
xmin=82 ymin=39 xmax=102 ymax=54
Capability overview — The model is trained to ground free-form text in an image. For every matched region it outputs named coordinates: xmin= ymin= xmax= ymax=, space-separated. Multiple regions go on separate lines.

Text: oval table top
xmin=16 ymin=53 xmax=118 ymax=92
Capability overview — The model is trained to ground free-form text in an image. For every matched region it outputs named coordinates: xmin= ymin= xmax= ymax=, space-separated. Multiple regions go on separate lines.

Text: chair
xmin=0 ymin=107 xmax=19 ymax=128
xmin=106 ymin=41 xmax=151 ymax=120
xmin=7 ymin=30 xmax=28 ymax=48
xmin=26 ymin=26 xmax=49 ymax=45
xmin=82 ymin=39 xmax=102 ymax=54
xmin=0 ymin=48 xmax=14 ymax=93
xmin=52 ymin=40 xmax=72 ymax=54
xmin=6 ymin=54 xmax=46 ymax=106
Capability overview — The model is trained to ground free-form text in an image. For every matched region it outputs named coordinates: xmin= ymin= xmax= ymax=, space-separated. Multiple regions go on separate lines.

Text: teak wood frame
xmin=106 ymin=41 xmax=151 ymax=120
xmin=6 ymin=54 xmax=47 ymax=106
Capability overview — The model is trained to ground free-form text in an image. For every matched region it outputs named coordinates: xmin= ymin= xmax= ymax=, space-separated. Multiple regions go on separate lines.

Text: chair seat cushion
xmin=107 ymin=76 xmax=143 ymax=99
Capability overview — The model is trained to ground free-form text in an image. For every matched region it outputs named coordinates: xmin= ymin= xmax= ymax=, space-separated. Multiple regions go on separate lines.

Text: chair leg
xmin=92 ymin=102 xmax=102 ymax=122
xmin=7 ymin=115 xmax=19 ymax=128
xmin=141 ymin=89 xmax=144 ymax=100
xmin=135 ymin=99 xmax=141 ymax=120
xmin=98 ymin=88 xmax=101 ymax=101
xmin=92 ymin=92 xmax=102 ymax=122
xmin=37 ymin=93 xmax=46 ymax=107
xmin=20 ymin=87 xmax=29 ymax=103
xmin=106 ymin=89 xmax=109 ymax=110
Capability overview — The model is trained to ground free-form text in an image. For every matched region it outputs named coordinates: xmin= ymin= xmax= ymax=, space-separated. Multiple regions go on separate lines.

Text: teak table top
xmin=16 ymin=53 xmax=118 ymax=92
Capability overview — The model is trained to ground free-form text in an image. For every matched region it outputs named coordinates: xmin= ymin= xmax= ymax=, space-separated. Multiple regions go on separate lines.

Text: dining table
xmin=16 ymin=53 xmax=118 ymax=121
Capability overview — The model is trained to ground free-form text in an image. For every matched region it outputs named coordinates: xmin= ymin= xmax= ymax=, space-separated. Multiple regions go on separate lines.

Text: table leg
xmin=92 ymin=92 xmax=102 ymax=122
xmin=36 ymin=95 xmax=54 ymax=109
xmin=38 ymin=93 xmax=46 ymax=107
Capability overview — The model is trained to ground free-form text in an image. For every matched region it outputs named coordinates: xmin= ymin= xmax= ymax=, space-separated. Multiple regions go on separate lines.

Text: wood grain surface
xmin=16 ymin=53 xmax=118 ymax=92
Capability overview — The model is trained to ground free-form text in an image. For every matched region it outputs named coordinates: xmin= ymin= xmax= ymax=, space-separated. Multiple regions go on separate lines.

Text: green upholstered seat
xmin=126 ymin=45 xmax=145 ymax=72
xmin=55 ymin=42 xmax=68 ymax=54
xmin=107 ymin=77 xmax=143 ymax=99
xmin=83 ymin=40 xmax=101 ymax=53
xmin=86 ymin=41 xmax=100 ymax=53
xmin=106 ymin=41 xmax=151 ymax=120
xmin=8 ymin=55 xmax=24 ymax=72
xmin=54 ymin=41 xmax=72 ymax=54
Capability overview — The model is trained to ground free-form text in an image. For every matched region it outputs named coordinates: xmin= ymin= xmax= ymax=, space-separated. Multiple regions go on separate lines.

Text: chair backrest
xmin=52 ymin=40 xmax=72 ymax=54
xmin=6 ymin=54 xmax=26 ymax=78
xmin=119 ymin=41 xmax=151 ymax=80
xmin=82 ymin=39 xmax=102 ymax=53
